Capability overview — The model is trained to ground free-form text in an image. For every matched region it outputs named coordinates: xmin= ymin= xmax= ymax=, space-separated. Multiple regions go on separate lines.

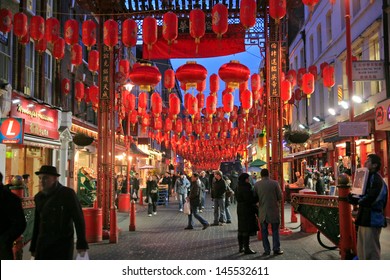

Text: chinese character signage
xmin=101 ymin=45 xmax=110 ymax=99
xmin=0 ymin=117 xmax=24 ymax=144
xmin=352 ymin=60 xmax=385 ymax=81
xmin=269 ymin=41 xmax=280 ymax=97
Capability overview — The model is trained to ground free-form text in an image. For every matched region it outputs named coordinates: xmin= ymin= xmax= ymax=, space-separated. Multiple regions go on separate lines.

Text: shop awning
xmin=130 ymin=143 xmax=149 ymax=158
xmin=283 ymin=147 xmax=327 ymax=161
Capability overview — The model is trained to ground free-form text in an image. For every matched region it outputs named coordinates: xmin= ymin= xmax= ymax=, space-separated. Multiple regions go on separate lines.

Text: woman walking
xmin=235 ymin=173 xmax=259 ymax=254
xmin=146 ymin=175 xmax=158 ymax=217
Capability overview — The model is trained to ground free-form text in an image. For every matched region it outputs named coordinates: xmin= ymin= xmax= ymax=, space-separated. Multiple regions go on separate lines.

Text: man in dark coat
xmin=236 ymin=173 xmax=258 ymax=254
xmin=29 ymin=165 xmax=88 ymax=260
xmin=0 ymin=172 xmax=26 ymax=260
xmin=185 ymin=173 xmax=209 ymax=230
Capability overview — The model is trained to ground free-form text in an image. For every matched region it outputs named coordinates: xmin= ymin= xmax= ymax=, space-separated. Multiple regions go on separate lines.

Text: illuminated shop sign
xmin=10 ymin=92 xmax=59 ymax=139
xmin=0 ymin=118 xmax=24 ymax=144
xmin=375 ymin=99 xmax=390 ymax=131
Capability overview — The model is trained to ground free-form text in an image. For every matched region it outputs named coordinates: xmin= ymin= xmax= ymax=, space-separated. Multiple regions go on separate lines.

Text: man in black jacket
xmin=29 ymin=165 xmax=89 ymax=260
xmin=0 ymin=172 xmax=26 ymax=260
xmin=211 ymin=170 xmax=227 ymax=225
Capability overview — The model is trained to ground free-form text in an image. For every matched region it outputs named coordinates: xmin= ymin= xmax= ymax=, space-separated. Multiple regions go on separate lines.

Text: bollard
xmin=291 ymin=207 xmax=298 ymax=223
xmin=118 ymin=193 xmax=130 ymax=212
xmin=129 ymin=200 xmax=136 ymax=231
xmin=139 ymin=189 xmax=144 ymax=206
xmin=337 ymin=174 xmax=357 ymax=259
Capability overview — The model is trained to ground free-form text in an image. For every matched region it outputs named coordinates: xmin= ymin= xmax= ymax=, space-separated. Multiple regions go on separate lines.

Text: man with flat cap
xmin=29 ymin=165 xmax=89 ymax=260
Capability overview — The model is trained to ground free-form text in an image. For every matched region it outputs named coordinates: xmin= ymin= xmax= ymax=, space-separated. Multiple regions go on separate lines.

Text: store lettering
xmin=17 ymin=104 xmax=54 ymax=123
xmin=30 ymin=123 xmax=49 ymax=137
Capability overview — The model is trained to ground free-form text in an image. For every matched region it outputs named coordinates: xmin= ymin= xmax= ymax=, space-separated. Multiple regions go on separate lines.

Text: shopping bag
xmin=76 ymin=251 xmax=89 ymax=260
xmin=183 ymin=201 xmax=191 ymax=215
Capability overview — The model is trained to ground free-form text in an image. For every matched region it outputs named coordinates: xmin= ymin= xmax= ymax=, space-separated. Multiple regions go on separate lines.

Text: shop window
xmin=25 ymin=41 xmax=35 ymax=96
xmin=0 ymin=38 xmax=11 ymax=82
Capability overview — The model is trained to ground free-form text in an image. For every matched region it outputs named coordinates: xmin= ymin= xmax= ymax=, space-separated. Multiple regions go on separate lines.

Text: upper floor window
xmin=0 ymin=40 xmax=11 ymax=83
xmin=309 ymin=34 xmax=314 ymax=64
xmin=25 ymin=41 xmax=34 ymax=96
xmin=326 ymin=11 xmax=332 ymax=44
xmin=352 ymin=0 xmax=361 ymax=17
xmin=369 ymin=36 xmax=382 ymax=94
xmin=26 ymin=0 xmax=36 ymax=15
xmin=317 ymin=24 xmax=322 ymax=56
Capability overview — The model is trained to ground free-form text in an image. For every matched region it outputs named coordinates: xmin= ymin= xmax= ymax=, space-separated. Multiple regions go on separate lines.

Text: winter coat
xmin=0 ymin=186 xmax=26 ymax=259
xmin=146 ymin=180 xmax=158 ymax=202
xmin=189 ymin=180 xmax=201 ymax=207
xmin=254 ymin=177 xmax=282 ymax=224
xmin=29 ymin=183 xmax=88 ymax=260
xmin=349 ymin=172 xmax=388 ymax=228
xmin=236 ymin=182 xmax=259 ymax=234
xmin=174 ymin=176 xmax=190 ymax=194
xmin=211 ymin=178 xmax=227 ymax=199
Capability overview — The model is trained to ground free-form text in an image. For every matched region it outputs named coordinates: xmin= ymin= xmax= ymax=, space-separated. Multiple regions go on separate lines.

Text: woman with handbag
xmin=146 ymin=176 xmax=158 ymax=217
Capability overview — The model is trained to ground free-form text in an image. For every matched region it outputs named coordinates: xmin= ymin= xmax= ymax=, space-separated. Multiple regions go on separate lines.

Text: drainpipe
xmin=300 ymin=30 xmax=309 ymax=127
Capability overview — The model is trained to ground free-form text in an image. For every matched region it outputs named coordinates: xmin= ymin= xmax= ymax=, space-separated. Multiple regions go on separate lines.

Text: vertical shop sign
xmin=100 ymin=45 xmax=110 ymax=99
xmin=269 ymin=41 xmax=280 ymax=97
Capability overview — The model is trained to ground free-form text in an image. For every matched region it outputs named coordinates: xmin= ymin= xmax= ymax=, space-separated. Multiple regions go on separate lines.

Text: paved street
xmin=22 ymin=195 xmax=390 ymax=260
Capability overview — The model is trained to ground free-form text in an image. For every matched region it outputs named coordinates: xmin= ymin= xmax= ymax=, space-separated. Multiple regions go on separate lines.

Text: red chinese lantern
xmin=163 ymin=11 xmax=178 ymax=45
xmin=210 ymin=74 xmax=219 ymax=93
xmin=164 ymin=69 xmax=175 ymax=91
xmin=82 ymin=20 xmax=96 ymax=49
xmin=323 ymin=65 xmax=335 ymax=88
xmin=320 ymin=62 xmax=329 ymax=76
xmin=302 ymin=0 xmax=319 ymax=12
xmin=118 ymin=59 xmax=130 ymax=82
xmin=302 ymin=73 xmax=315 ymax=96
xmin=281 ymin=80 xmax=292 ymax=101
xmin=165 ymin=117 xmax=173 ymax=132
xmin=13 ymin=12 xmax=28 ymax=39
xmin=104 ymin=19 xmax=118 ymax=48
xmin=129 ymin=110 xmax=138 ymax=124
xmin=269 ymin=0 xmax=286 ymax=22
xmin=308 ymin=65 xmax=318 ymax=80
xmin=286 ymin=69 xmax=297 ymax=87
xmin=138 ymin=92 xmax=148 ymax=109
xmin=169 ymin=94 xmax=180 ymax=117
xmin=62 ymin=78 xmax=71 ymax=95
xmin=88 ymin=50 xmax=99 ymax=73
xmin=223 ymin=92 xmax=234 ymax=113
xmin=30 ymin=16 xmax=45 ymax=41
xmin=45 ymin=17 xmax=59 ymax=43
xmin=251 ymin=73 xmax=261 ymax=92
xmin=75 ymin=81 xmax=85 ymax=104
xmin=89 ymin=85 xmax=99 ymax=109
xmin=0 ymin=9 xmax=12 ymax=34
xmin=128 ymin=93 xmax=137 ymax=111
xmin=176 ymin=61 xmax=207 ymax=90
xmin=218 ymin=60 xmax=250 ymax=89
xmin=122 ymin=19 xmax=138 ymax=48
xmin=240 ymin=0 xmax=256 ymax=29
xmin=174 ymin=119 xmax=183 ymax=134
xmin=189 ymin=9 xmax=205 ymax=53
xmin=64 ymin=19 xmax=78 ymax=45
xmin=53 ymin=37 xmax=65 ymax=60
xmin=196 ymin=92 xmax=205 ymax=110
xmin=297 ymin=68 xmax=306 ymax=88
xmin=141 ymin=113 xmax=151 ymax=128
xmin=151 ymin=92 xmax=162 ymax=116
xmin=129 ymin=63 xmax=162 ymax=91
xmin=71 ymin=44 xmax=82 ymax=66
xmin=154 ymin=116 xmax=163 ymax=131
xmin=206 ymin=95 xmax=217 ymax=115
xmin=20 ymin=30 xmax=30 ymax=45
xmin=143 ymin=17 xmax=157 ymax=50
xmin=241 ymin=89 xmax=253 ymax=111
xmin=35 ymin=38 xmax=47 ymax=53
xmin=185 ymin=121 xmax=193 ymax=135
xmin=294 ymin=88 xmax=303 ymax=101
xmin=212 ymin=3 xmax=228 ymax=38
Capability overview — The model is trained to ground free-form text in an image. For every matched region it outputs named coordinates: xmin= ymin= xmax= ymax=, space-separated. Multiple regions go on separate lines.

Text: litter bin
xmin=83 ymin=208 xmax=103 ymax=243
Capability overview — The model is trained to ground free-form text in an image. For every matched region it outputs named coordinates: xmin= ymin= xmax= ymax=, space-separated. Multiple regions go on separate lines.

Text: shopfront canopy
xmin=249 ymin=159 xmax=267 ymax=167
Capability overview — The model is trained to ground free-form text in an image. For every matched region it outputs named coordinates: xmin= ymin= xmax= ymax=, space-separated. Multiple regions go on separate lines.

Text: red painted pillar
xmin=337 ymin=174 xmax=356 ymax=259
xmin=359 ymin=142 xmax=367 ymax=167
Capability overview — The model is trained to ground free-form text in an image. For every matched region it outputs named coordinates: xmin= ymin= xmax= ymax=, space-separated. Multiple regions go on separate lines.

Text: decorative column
xmin=97 ymin=16 xmax=117 ymax=243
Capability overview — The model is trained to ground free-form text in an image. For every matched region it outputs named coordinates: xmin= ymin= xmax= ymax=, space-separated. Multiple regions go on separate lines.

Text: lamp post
xmin=344 ymin=0 xmax=356 ymax=181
